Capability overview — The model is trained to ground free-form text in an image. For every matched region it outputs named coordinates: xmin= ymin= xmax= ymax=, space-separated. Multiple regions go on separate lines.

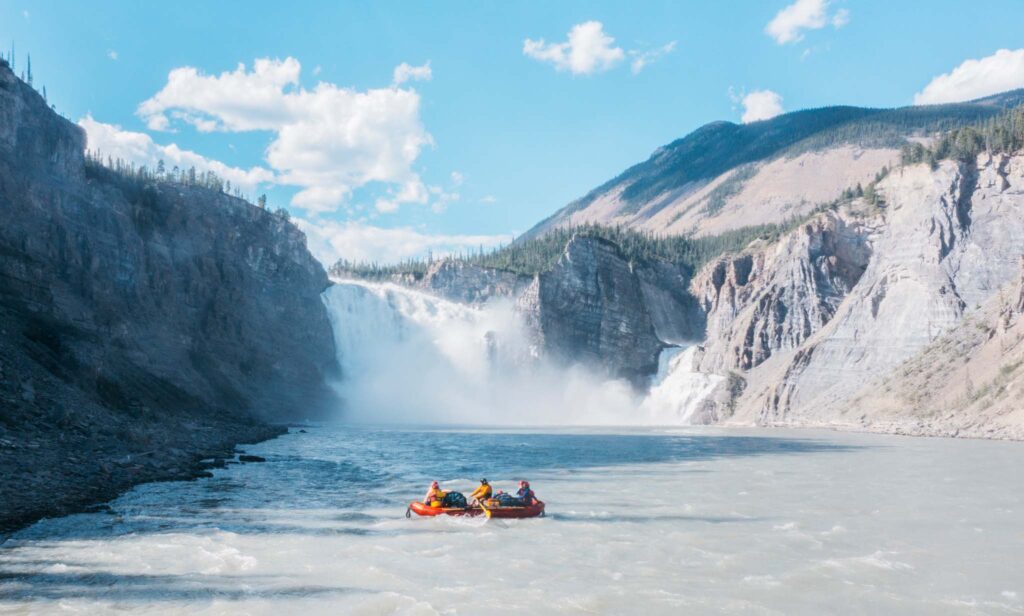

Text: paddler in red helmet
xmin=515 ymin=480 xmax=536 ymax=505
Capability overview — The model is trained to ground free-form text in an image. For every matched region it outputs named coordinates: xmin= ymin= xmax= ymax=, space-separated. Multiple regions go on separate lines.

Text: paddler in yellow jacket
xmin=469 ymin=479 xmax=492 ymax=505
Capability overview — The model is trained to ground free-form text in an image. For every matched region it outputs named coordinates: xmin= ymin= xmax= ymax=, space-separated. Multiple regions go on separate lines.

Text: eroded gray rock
xmin=515 ymin=236 xmax=664 ymax=386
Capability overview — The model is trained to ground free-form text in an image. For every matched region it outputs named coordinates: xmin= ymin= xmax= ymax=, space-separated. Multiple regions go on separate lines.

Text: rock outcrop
xmin=637 ymin=261 xmax=705 ymax=344
xmin=837 ymin=257 xmax=1024 ymax=439
xmin=515 ymin=236 xmax=664 ymax=386
xmin=0 ymin=63 xmax=338 ymax=531
xmin=692 ymin=213 xmax=871 ymax=373
xmin=1017 ymin=256 xmax=1024 ymax=314
xmin=409 ymin=260 xmax=525 ymax=304
xmin=682 ymin=154 xmax=1024 ymax=436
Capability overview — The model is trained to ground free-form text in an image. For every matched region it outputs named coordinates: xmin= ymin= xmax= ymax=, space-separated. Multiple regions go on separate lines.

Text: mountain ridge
xmin=526 ymin=89 xmax=1024 ymax=241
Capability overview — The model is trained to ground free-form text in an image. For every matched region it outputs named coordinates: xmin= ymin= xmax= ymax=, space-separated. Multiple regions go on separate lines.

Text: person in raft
xmin=469 ymin=479 xmax=492 ymax=505
xmin=423 ymin=481 xmax=446 ymax=506
xmin=515 ymin=480 xmax=536 ymax=505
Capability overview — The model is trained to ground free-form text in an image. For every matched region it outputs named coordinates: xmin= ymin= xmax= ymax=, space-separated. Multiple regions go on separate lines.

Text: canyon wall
xmin=688 ymin=155 xmax=1024 ymax=437
xmin=0 ymin=63 xmax=338 ymax=531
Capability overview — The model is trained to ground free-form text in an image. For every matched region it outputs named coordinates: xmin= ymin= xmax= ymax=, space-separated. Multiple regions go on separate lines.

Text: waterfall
xmin=322 ymin=279 xmax=721 ymax=425
xmin=639 ymin=346 xmax=724 ymax=424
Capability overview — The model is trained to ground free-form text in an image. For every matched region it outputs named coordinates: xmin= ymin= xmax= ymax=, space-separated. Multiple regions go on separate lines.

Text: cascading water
xmin=640 ymin=346 xmax=724 ymax=423
xmin=322 ymin=279 xmax=721 ymax=425
xmin=322 ymin=280 xmax=638 ymax=424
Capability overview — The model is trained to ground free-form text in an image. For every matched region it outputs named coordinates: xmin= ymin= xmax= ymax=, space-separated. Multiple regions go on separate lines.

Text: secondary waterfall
xmin=322 ymin=279 xmax=719 ymax=425
xmin=640 ymin=346 xmax=724 ymax=423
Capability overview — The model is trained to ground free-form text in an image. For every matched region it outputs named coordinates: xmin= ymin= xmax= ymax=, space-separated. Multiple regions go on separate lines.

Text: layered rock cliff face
xmin=691 ymin=154 xmax=1024 ymax=436
xmin=692 ymin=214 xmax=871 ymax=373
xmin=838 ymin=258 xmax=1024 ymax=438
xmin=0 ymin=64 xmax=338 ymax=530
xmin=516 ymin=237 xmax=665 ymax=386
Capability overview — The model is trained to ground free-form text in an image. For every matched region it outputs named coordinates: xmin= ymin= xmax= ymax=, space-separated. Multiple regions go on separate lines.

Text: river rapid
xmin=2 ymin=425 xmax=1022 ymax=615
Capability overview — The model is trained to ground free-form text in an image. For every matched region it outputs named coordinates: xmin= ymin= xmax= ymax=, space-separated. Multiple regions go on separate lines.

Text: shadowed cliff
xmin=0 ymin=62 xmax=339 ymax=532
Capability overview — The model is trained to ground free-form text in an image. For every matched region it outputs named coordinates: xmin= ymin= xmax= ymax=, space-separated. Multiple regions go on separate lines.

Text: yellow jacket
xmin=470 ymin=484 xmax=492 ymax=500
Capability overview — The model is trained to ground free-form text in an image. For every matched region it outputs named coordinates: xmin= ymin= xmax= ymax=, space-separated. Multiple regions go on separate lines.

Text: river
xmin=2 ymin=425 xmax=1022 ymax=615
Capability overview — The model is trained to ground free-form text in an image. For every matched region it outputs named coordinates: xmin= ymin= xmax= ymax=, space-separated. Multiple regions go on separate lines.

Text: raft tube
xmin=482 ymin=501 xmax=545 ymax=519
xmin=407 ymin=502 xmax=484 ymax=517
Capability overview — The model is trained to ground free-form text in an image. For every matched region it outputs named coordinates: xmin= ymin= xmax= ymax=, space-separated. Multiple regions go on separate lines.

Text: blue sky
xmin=4 ymin=0 xmax=1024 ymax=264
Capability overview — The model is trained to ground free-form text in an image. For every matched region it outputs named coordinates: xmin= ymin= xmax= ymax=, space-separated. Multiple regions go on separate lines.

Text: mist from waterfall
xmin=322 ymin=279 xmax=716 ymax=425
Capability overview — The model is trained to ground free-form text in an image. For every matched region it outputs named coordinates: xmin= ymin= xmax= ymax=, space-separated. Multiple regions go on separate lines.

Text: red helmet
xmin=520 ymin=480 xmax=529 ymax=488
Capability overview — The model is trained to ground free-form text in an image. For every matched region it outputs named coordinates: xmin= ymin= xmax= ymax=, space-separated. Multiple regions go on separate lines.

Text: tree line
xmin=84 ymin=152 xmax=289 ymax=221
xmin=901 ymin=106 xmax=1024 ymax=167
xmin=330 ymin=220 xmax=811 ymax=282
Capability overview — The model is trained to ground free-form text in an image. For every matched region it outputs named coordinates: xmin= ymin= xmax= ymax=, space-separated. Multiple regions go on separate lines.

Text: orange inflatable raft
xmin=406 ymin=501 xmax=545 ymax=519
xmin=407 ymin=502 xmax=484 ymax=517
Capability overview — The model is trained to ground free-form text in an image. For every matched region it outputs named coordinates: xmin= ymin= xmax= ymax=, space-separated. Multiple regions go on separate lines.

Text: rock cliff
xmin=684 ymin=154 xmax=1024 ymax=436
xmin=1018 ymin=256 xmax=1024 ymax=314
xmin=692 ymin=213 xmax=871 ymax=373
xmin=515 ymin=236 xmax=665 ymax=386
xmin=836 ymin=257 xmax=1024 ymax=439
xmin=0 ymin=63 xmax=338 ymax=531
xmin=407 ymin=259 xmax=525 ymax=304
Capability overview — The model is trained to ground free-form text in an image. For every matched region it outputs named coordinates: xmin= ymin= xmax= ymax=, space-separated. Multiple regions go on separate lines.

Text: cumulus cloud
xmin=78 ymin=115 xmax=274 ymax=191
xmin=524 ymin=21 xmax=625 ymax=75
xmin=740 ymin=90 xmax=784 ymax=123
xmin=136 ymin=57 xmax=434 ymax=213
xmin=914 ymin=48 xmax=1024 ymax=105
xmin=392 ymin=61 xmax=432 ymax=85
xmin=293 ymin=218 xmax=512 ymax=267
xmin=765 ymin=0 xmax=848 ymax=45
xmin=629 ymin=41 xmax=677 ymax=74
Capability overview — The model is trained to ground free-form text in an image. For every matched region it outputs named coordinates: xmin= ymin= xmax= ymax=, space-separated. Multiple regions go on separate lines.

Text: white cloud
xmin=524 ymin=21 xmax=625 ymax=75
xmin=450 ymin=170 xmax=464 ymax=186
xmin=765 ymin=0 xmax=848 ymax=45
xmin=107 ymin=50 xmax=118 ymax=61
xmin=914 ymin=48 xmax=1024 ymax=105
xmin=392 ymin=61 xmax=432 ymax=85
xmin=137 ymin=57 xmax=434 ymax=213
xmin=740 ymin=90 xmax=784 ymax=123
xmin=374 ymin=179 xmax=430 ymax=213
xmin=630 ymin=41 xmax=677 ymax=74
xmin=831 ymin=8 xmax=850 ymax=28
xmin=480 ymin=195 xmax=497 ymax=204
xmin=78 ymin=115 xmax=275 ymax=191
xmin=293 ymin=218 xmax=512 ymax=267
xmin=428 ymin=186 xmax=460 ymax=214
